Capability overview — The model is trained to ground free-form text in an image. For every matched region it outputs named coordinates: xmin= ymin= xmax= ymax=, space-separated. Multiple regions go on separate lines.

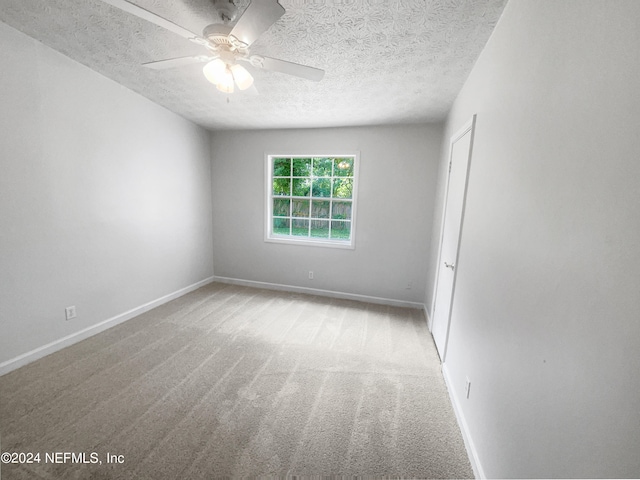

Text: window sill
xmin=265 ymin=235 xmax=355 ymax=250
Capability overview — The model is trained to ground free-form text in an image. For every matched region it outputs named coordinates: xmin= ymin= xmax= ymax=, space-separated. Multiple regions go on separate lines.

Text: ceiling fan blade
xmin=101 ymin=0 xmax=203 ymax=43
xmin=143 ymin=55 xmax=214 ymax=70
xmin=229 ymin=0 xmax=285 ymax=47
xmin=248 ymin=56 xmax=325 ymax=81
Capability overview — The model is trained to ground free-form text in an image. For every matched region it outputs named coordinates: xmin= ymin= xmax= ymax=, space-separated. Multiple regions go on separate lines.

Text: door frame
xmin=429 ymin=114 xmax=477 ymax=362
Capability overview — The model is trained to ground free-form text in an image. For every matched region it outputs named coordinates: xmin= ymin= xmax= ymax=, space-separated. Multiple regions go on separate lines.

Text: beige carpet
xmin=0 ymin=282 xmax=473 ymax=479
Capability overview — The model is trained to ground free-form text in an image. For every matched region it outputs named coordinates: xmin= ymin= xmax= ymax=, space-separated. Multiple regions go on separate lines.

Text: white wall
xmin=211 ymin=125 xmax=442 ymax=304
xmin=427 ymin=0 xmax=640 ymax=477
xmin=0 ymin=21 xmax=214 ymax=368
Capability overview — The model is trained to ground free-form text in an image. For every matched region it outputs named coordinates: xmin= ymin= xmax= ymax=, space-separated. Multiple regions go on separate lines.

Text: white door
xmin=431 ymin=115 xmax=476 ymax=361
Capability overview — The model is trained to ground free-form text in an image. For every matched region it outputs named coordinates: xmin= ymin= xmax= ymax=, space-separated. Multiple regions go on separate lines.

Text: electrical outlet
xmin=308 ymin=271 xmax=314 ymax=280
xmin=406 ymin=281 xmax=413 ymax=290
xmin=65 ymin=306 xmax=77 ymax=320
xmin=465 ymin=377 xmax=471 ymax=399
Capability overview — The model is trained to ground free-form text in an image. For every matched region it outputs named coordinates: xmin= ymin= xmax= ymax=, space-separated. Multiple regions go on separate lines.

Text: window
xmin=265 ymin=154 xmax=358 ymax=248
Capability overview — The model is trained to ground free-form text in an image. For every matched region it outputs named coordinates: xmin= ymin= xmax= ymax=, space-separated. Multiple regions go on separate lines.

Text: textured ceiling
xmin=0 ymin=0 xmax=507 ymax=130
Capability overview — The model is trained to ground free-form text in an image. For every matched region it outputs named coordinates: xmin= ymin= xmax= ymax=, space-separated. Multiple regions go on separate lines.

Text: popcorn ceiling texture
xmin=0 ymin=0 xmax=507 ymax=130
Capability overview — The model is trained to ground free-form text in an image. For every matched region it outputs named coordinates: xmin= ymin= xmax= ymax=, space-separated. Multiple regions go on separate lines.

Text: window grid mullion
xmin=329 ymin=158 xmax=335 ymax=238
xmin=288 ymin=158 xmax=293 ymax=235
xmin=308 ymin=157 xmax=314 ymax=237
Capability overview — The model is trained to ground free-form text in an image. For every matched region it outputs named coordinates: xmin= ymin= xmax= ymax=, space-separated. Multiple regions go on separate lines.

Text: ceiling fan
xmin=101 ymin=0 xmax=325 ymax=93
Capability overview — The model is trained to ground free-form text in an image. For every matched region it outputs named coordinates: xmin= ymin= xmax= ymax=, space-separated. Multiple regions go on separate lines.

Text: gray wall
xmin=0 ymin=22 xmax=214 ymax=366
xmin=211 ymin=125 xmax=442 ymax=304
xmin=427 ymin=0 xmax=640 ymax=477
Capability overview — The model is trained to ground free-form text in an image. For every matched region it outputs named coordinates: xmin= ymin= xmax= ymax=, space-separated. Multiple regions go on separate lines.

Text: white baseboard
xmin=423 ymin=304 xmax=432 ymax=329
xmin=213 ymin=275 xmax=426 ymax=310
xmin=0 ymin=276 xmax=214 ymax=377
xmin=442 ymin=363 xmax=485 ymax=479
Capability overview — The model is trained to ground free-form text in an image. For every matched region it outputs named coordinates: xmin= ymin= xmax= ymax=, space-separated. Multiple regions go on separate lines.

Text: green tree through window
xmin=267 ymin=155 xmax=358 ymax=247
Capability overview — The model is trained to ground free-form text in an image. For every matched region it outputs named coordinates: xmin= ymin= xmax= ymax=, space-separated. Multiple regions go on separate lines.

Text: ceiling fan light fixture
xmin=203 ymin=58 xmax=227 ymax=85
xmin=215 ymin=69 xmax=235 ymax=93
xmin=230 ymin=64 xmax=254 ymax=90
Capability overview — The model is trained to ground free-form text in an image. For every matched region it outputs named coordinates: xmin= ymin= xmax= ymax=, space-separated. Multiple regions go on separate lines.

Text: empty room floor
xmin=0 ymin=282 xmax=472 ymax=478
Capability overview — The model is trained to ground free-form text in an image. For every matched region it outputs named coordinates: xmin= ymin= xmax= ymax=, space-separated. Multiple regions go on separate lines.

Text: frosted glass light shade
xmin=203 ymin=59 xmax=227 ymax=85
xmin=230 ymin=64 xmax=254 ymax=90
xmin=215 ymin=69 xmax=235 ymax=93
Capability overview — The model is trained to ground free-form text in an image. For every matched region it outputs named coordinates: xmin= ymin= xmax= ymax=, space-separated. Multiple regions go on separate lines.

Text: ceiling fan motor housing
xmin=203 ymin=24 xmax=233 ymax=45
xmin=203 ymin=23 xmax=250 ymax=57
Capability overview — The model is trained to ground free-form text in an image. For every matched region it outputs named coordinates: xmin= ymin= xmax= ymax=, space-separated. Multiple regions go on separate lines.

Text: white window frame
xmin=265 ymin=153 xmax=359 ymax=249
